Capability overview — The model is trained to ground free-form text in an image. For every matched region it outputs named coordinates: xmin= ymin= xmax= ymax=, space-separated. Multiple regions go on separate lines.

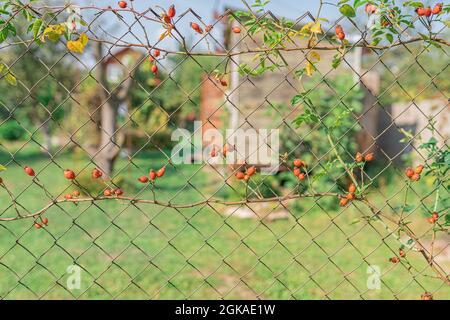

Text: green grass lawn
xmin=0 ymin=147 xmax=448 ymax=300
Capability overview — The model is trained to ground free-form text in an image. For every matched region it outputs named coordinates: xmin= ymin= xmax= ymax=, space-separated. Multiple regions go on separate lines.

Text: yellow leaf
xmin=310 ymin=51 xmax=321 ymax=62
xmin=305 ymin=61 xmax=314 ymax=77
xmin=310 ymin=22 xmax=322 ymax=34
xmin=300 ymin=22 xmax=314 ymax=33
xmin=5 ymin=73 xmax=17 ymax=86
xmin=67 ymin=33 xmax=88 ymax=54
xmin=159 ymin=30 xmax=168 ymax=41
xmin=67 ymin=40 xmax=82 ymax=53
xmin=79 ymin=33 xmax=88 ymax=46
xmin=41 ymin=24 xmax=66 ymax=42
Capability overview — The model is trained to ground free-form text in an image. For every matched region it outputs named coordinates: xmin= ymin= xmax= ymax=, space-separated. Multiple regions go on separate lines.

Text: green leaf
xmin=31 ymin=18 xmax=43 ymax=38
xmin=339 ymin=4 xmax=356 ymax=17
xmin=386 ymin=33 xmax=393 ymax=43
xmin=0 ymin=28 xmax=8 ymax=43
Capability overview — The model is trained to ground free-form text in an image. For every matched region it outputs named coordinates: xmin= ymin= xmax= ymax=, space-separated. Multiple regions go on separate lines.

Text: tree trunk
xmin=40 ymin=121 xmax=52 ymax=153
xmin=95 ymin=99 xmax=120 ymax=176
xmin=92 ymin=41 xmax=139 ymax=177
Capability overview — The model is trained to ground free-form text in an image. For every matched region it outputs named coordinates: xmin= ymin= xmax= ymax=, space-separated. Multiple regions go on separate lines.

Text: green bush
xmin=0 ymin=121 xmax=27 ymax=141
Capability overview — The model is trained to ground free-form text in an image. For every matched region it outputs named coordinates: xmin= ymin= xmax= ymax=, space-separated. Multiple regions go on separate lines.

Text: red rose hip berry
xmin=24 ymin=166 xmax=35 ymax=176
xmin=138 ymin=176 xmax=149 ymax=183
xmin=64 ymin=169 xmax=76 ymax=180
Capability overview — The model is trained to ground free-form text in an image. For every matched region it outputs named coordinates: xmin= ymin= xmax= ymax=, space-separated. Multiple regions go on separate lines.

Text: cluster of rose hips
xmin=34 ymin=216 xmax=49 ymax=229
xmin=64 ymin=190 xmax=80 ymax=200
xmin=355 ymin=151 xmax=374 ymax=163
xmin=235 ymin=165 xmax=256 ymax=182
xmin=138 ymin=167 xmax=166 ymax=183
xmin=389 ymin=248 xmax=407 ymax=264
xmin=149 ymin=48 xmax=160 ymax=75
xmin=416 ymin=3 xmax=442 ymax=17
xmin=405 ymin=164 xmax=423 ymax=182
xmin=340 ymin=183 xmax=357 ymax=207
xmin=103 ymin=188 xmax=124 ymax=197
xmin=210 ymin=143 xmax=233 ymax=158
xmin=191 ymin=22 xmax=240 ymax=35
xmin=338 ymin=152 xmax=375 ymax=207
xmin=292 ymin=158 xmax=308 ymax=181
xmin=426 ymin=211 xmax=439 ymax=224
xmin=335 ymin=24 xmax=345 ymax=41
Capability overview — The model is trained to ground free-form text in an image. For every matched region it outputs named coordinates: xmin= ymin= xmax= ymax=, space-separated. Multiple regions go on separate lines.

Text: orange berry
xmin=405 ymin=168 xmax=414 ymax=178
xmin=364 ymin=153 xmax=374 ymax=162
xmin=432 ymin=3 xmax=442 ymax=14
xmin=104 ymin=189 xmax=112 ymax=196
xmin=247 ymin=166 xmax=256 ymax=176
xmin=42 ymin=217 xmax=48 ymax=225
xmin=244 ymin=174 xmax=250 ymax=182
xmin=64 ymin=194 xmax=73 ymax=200
xmin=365 ymin=4 xmax=377 ymax=14
xmin=293 ymin=168 xmax=301 ymax=177
xmin=339 ymin=198 xmax=349 ymax=207
xmin=355 ymin=152 xmax=363 ymax=163
xmin=232 ymin=27 xmax=241 ymax=34
xmin=210 ymin=146 xmax=217 ymax=157
xmin=149 ymin=170 xmax=157 ymax=181
xmin=151 ymin=64 xmax=158 ymax=74
xmin=64 ymin=169 xmax=76 ymax=180
xmin=337 ymin=32 xmax=345 ymax=40
xmin=138 ymin=176 xmax=149 ymax=183
xmin=389 ymin=256 xmax=400 ymax=264
xmin=24 ymin=166 xmax=35 ymax=176
xmin=156 ymin=167 xmax=166 ymax=178
xmin=298 ymin=173 xmax=306 ymax=181
xmin=92 ymin=168 xmax=102 ymax=179
xmin=205 ymin=25 xmax=213 ymax=33
xmin=235 ymin=172 xmax=245 ymax=180
xmin=431 ymin=212 xmax=439 ymax=221
xmin=114 ymin=188 xmax=124 ymax=196
xmin=293 ymin=159 xmax=302 ymax=167
xmin=415 ymin=165 xmax=424 ymax=174
xmin=427 ymin=217 xmax=435 ymax=224
xmin=222 ymin=143 xmax=230 ymax=156
xmin=34 ymin=222 xmax=42 ymax=229
xmin=335 ymin=24 xmax=343 ymax=35
xmin=190 ymin=22 xmax=203 ymax=34
xmin=346 ymin=193 xmax=355 ymax=201
xmin=411 ymin=173 xmax=420 ymax=181
xmin=399 ymin=249 xmax=406 ymax=258
xmin=348 ymin=183 xmax=356 ymax=193
xmin=118 ymin=1 xmax=127 ymax=9
xmin=421 ymin=292 xmax=433 ymax=300
xmin=167 ymin=5 xmax=176 ymax=18
xmin=72 ymin=190 xmax=80 ymax=197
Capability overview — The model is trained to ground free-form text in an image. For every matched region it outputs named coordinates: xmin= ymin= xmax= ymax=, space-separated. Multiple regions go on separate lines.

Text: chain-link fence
xmin=0 ymin=0 xmax=448 ymax=300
